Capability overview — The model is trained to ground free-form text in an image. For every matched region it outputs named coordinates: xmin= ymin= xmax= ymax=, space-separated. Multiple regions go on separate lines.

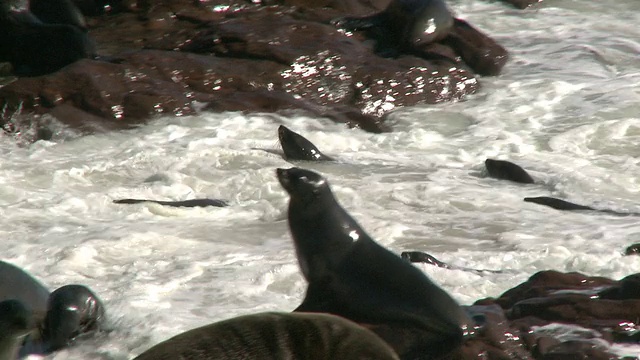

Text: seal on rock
xmin=276 ymin=167 xmax=473 ymax=359
xmin=133 ymin=312 xmax=400 ymax=360
xmin=278 ymin=125 xmax=333 ymax=162
xmin=333 ymin=0 xmax=454 ymax=57
xmin=484 ymin=159 xmax=535 ymax=184
xmin=0 ymin=300 xmax=34 ymax=360
xmin=113 ymin=198 xmax=229 ymax=208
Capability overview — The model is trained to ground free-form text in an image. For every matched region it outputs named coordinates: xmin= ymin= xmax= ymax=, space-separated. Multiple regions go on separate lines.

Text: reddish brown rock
xmin=1 ymin=0 xmax=509 ymax=139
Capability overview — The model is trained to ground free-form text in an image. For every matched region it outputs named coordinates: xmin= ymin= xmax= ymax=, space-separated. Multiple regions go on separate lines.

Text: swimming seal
xmin=333 ymin=0 xmax=454 ymax=57
xmin=484 ymin=159 xmax=535 ymax=184
xmin=42 ymin=285 xmax=105 ymax=352
xmin=0 ymin=261 xmax=106 ymax=356
xmin=401 ymin=251 xmax=503 ymax=275
xmin=0 ymin=300 xmax=33 ymax=360
xmin=524 ymin=196 xmax=638 ymax=216
xmin=113 ymin=198 xmax=229 ymax=208
xmin=133 ymin=312 xmax=399 ymax=360
xmin=276 ymin=167 xmax=472 ymax=359
xmin=278 ymin=125 xmax=333 ymax=162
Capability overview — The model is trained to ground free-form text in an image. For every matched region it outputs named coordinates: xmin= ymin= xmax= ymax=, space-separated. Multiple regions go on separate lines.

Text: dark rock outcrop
xmin=0 ymin=0 xmax=509 ymax=140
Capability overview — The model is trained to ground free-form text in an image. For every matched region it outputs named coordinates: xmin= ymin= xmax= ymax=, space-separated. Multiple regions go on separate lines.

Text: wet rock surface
xmin=453 ymin=270 xmax=640 ymax=359
xmin=0 ymin=0 xmax=511 ymax=140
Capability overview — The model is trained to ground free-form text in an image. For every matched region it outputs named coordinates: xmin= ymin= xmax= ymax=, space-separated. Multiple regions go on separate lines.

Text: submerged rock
xmin=0 ymin=0 xmax=508 ymax=139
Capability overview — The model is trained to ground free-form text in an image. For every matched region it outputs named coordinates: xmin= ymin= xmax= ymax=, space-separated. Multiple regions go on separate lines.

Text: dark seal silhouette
xmin=333 ymin=0 xmax=454 ymax=57
xmin=0 ymin=261 xmax=105 ymax=356
xmin=278 ymin=125 xmax=333 ymax=162
xmin=524 ymin=196 xmax=638 ymax=216
xmin=0 ymin=299 xmax=33 ymax=360
xmin=276 ymin=167 xmax=472 ymax=359
xmin=401 ymin=251 xmax=503 ymax=274
xmin=0 ymin=1 xmax=94 ymax=76
xmin=133 ymin=312 xmax=400 ymax=360
xmin=113 ymin=198 xmax=229 ymax=208
xmin=484 ymin=158 xmax=535 ymax=184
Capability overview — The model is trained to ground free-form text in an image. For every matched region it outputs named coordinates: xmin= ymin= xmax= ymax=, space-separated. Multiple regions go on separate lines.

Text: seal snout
xmin=276 ymin=168 xmax=292 ymax=191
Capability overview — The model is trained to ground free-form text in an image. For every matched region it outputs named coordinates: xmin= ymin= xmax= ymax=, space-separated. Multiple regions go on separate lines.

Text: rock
xmin=1 ymin=0 xmax=508 ymax=138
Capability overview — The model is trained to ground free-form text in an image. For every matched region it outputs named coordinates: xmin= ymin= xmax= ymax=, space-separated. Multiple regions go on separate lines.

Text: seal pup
xmin=0 ymin=300 xmax=34 ymax=360
xmin=113 ymin=198 xmax=229 ymax=208
xmin=278 ymin=125 xmax=333 ymax=162
xmin=484 ymin=159 xmax=535 ymax=184
xmin=276 ymin=167 xmax=473 ymax=359
xmin=133 ymin=312 xmax=400 ymax=360
xmin=333 ymin=0 xmax=454 ymax=57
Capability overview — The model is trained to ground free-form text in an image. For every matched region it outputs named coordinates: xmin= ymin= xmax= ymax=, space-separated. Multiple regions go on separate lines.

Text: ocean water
xmin=2 ymin=0 xmax=640 ymax=358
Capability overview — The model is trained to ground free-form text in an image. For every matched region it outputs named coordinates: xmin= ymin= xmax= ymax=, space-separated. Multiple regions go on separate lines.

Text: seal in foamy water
xmin=0 ymin=261 xmax=106 ymax=356
xmin=133 ymin=312 xmax=399 ymax=360
xmin=0 ymin=300 xmax=33 ymax=360
xmin=484 ymin=159 xmax=535 ymax=184
xmin=41 ymin=285 xmax=105 ymax=352
xmin=278 ymin=125 xmax=333 ymax=162
xmin=276 ymin=167 xmax=472 ymax=359
xmin=113 ymin=198 xmax=229 ymax=208
xmin=333 ymin=0 xmax=454 ymax=57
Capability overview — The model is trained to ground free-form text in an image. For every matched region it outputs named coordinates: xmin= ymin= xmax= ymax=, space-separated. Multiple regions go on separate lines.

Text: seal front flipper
xmin=484 ymin=158 xmax=535 ymax=184
xmin=277 ymin=125 xmax=333 ymax=162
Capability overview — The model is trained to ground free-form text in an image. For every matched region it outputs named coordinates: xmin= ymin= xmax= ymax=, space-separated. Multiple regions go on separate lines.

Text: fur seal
xmin=276 ymin=167 xmax=473 ymax=359
xmin=333 ymin=0 xmax=454 ymax=57
xmin=484 ymin=159 xmax=535 ymax=184
xmin=278 ymin=125 xmax=333 ymax=162
xmin=41 ymin=284 xmax=105 ymax=352
xmin=113 ymin=198 xmax=229 ymax=208
xmin=0 ymin=300 xmax=34 ymax=360
xmin=0 ymin=261 xmax=50 ymax=314
xmin=29 ymin=0 xmax=87 ymax=30
xmin=133 ymin=312 xmax=400 ymax=360
xmin=624 ymin=243 xmax=640 ymax=256
xmin=0 ymin=261 xmax=106 ymax=356
xmin=401 ymin=251 xmax=503 ymax=275
xmin=524 ymin=196 xmax=638 ymax=216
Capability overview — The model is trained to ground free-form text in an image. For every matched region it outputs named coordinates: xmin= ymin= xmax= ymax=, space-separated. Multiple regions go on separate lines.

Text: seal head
xmin=278 ymin=125 xmax=333 ymax=162
xmin=41 ymin=284 xmax=105 ymax=352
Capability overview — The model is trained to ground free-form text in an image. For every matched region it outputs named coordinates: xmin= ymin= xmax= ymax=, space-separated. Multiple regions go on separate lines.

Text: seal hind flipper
xmin=113 ymin=198 xmax=229 ymax=208
xmin=484 ymin=158 xmax=535 ymax=184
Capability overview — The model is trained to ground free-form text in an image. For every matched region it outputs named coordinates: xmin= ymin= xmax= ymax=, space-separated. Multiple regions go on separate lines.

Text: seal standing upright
xmin=133 ymin=312 xmax=399 ymax=360
xmin=276 ymin=167 xmax=472 ymax=359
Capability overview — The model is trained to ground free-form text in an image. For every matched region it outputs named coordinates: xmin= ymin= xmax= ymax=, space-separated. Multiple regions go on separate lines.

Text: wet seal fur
xmin=113 ymin=198 xmax=229 ymax=208
xmin=0 ymin=261 xmax=105 ymax=356
xmin=333 ymin=0 xmax=454 ymax=57
xmin=484 ymin=158 xmax=535 ymax=184
xmin=278 ymin=125 xmax=333 ymax=162
xmin=276 ymin=167 xmax=473 ymax=359
xmin=0 ymin=300 xmax=33 ymax=360
xmin=133 ymin=312 xmax=400 ymax=360
xmin=401 ymin=251 xmax=503 ymax=275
